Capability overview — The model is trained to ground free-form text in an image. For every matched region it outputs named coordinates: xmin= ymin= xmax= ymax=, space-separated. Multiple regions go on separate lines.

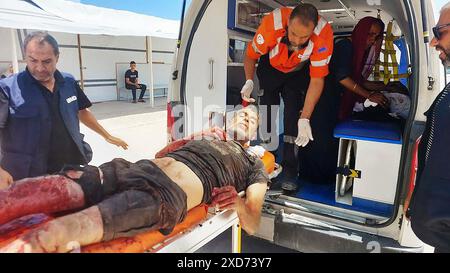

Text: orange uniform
xmin=246 ymin=7 xmax=334 ymax=78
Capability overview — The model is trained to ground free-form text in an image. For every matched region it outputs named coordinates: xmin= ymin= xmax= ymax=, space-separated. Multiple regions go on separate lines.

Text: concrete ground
xmin=81 ymin=97 xmax=168 ymax=166
xmin=83 ymin=97 xmax=297 ymax=253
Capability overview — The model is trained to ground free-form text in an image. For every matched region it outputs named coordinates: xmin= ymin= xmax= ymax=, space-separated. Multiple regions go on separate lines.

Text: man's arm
xmin=125 ymin=77 xmax=136 ymax=86
xmin=210 ymin=182 xmax=267 ymax=235
xmin=0 ymin=88 xmax=13 ymax=189
xmin=300 ymin=77 xmax=325 ymax=119
xmin=237 ymin=182 xmax=267 ymax=235
xmin=78 ymin=108 xmax=128 ymax=150
xmin=244 ymin=54 xmax=258 ymax=82
xmin=211 ymin=159 xmax=268 ymax=235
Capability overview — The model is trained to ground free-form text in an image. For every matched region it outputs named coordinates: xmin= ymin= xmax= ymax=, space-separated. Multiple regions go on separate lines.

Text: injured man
xmin=0 ymin=105 xmax=269 ymax=253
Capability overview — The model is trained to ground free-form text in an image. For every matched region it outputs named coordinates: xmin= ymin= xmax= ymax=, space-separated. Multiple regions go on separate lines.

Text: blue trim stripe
xmin=334 ymin=134 xmax=402 ymax=144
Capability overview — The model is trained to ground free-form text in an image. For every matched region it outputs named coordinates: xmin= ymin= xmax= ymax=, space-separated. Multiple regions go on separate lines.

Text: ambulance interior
xmin=226 ymin=0 xmax=413 ymax=224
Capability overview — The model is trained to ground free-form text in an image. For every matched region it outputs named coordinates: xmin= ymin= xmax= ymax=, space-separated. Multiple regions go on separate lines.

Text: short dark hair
xmin=130 ymin=61 xmax=136 ymax=65
xmin=290 ymin=3 xmax=319 ymax=27
xmin=24 ymin=31 xmax=60 ymax=56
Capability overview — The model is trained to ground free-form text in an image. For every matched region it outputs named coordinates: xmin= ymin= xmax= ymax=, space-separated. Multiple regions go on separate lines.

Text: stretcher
xmin=84 ymin=151 xmax=278 ymax=253
xmin=0 ymin=151 xmax=279 ymax=253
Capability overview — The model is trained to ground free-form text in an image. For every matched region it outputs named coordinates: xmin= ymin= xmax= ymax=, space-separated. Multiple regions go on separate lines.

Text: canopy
xmin=0 ymin=0 xmax=180 ymax=38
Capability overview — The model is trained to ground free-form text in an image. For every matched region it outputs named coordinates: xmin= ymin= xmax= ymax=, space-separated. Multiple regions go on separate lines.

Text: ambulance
xmin=166 ymin=0 xmax=444 ymax=252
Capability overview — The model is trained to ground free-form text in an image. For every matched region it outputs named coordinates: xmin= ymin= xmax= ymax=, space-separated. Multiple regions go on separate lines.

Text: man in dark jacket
xmin=409 ymin=4 xmax=450 ymax=253
xmin=0 ymin=32 xmax=128 ymax=189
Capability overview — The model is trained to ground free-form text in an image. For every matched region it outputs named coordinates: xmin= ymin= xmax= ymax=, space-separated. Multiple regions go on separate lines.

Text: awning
xmin=0 ymin=0 xmax=180 ymax=38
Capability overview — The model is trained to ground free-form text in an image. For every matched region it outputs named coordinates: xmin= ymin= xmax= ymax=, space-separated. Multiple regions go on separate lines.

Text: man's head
xmin=287 ymin=3 xmax=319 ymax=51
xmin=227 ymin=105 xmax=259 ymax=143
xmin=130 ymin=61 xmax=137 ymax=70
xmin=24 ymin=32 xmax=60 ymax=84
xmin=431 ymin=3 xmax=450 ymax=65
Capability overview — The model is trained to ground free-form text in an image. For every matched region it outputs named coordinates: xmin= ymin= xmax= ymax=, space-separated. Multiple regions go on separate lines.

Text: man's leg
xmin=0 ymin=175 xmax=85 ymax=226
xmin=131 ymin=87 xmax=137 ymax=102
xmin=256 ymin=55 xmax=284 ymax=153
xmin=138 ymin=84 xmax=147 ymax=101
xmin=0 ymin=206 xmax=103 ymax=253
xmin=280 ymin=67 xmax=310 ymax=189
xmin=297 ymin=82 xmax=341 ymax=183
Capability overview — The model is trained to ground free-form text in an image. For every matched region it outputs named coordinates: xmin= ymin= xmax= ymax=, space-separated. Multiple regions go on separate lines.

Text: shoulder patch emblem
xmin=318 ymin=47 xmax=328 ymax=53
xmin=256 ymin=34 xmax=265 ymax=45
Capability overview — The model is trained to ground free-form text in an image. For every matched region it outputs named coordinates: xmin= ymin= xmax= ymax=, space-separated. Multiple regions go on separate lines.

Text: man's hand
xmin=295 ymin=118 xmax=314 ymax=147
xmin=105 ymin=135 xmax=129 ymax=150
xmin=368 ymin=92 xmax=390 ymax=109
xmin=0 ymin=168 xmax=13 ymax=190
xmin=240 ymin=80 xmax=255 ymax=103
xmin=210 ymin=186 xmax=239 ymax=211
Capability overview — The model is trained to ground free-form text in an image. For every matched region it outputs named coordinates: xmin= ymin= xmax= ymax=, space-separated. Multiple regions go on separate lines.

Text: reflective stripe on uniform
xmin=251 ymin=41 xmax=263 ymax=55
xmin=273 ymin=8 xmax=283 ymax=30
xmin=311 ymin=59 xmax=328 ymax=67
xmin=269 ymin=37 xmax=282 ymax=59
xmin=327 ymin=55 xmax=332 ymax=64
xmin=314 ymin=17 xmax=328 ymax=36
xmin=301 ymin=41 xmax=314 ymax=61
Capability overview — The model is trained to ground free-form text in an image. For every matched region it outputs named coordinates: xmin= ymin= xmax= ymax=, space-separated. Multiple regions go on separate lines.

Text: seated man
xmin=125 ymin=61 xmax=147 ymax=103
xmin=0 ymin=105 xmax=269 ymax=253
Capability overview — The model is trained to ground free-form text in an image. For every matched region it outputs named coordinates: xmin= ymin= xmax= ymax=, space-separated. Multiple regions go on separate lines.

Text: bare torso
xmin=152 ymin=157 xmax=204 ymax=210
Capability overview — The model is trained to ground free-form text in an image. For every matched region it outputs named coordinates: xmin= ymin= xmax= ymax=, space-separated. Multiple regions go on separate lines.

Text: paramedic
xmin=0 ymin=32 xmax=129 ymax=189
xmin=241 ymin=3 xmax=333 ymax=188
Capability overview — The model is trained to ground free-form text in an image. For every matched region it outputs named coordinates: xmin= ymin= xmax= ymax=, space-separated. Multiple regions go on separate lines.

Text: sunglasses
xmin=433 ymin=23 xmax=450 ymax=40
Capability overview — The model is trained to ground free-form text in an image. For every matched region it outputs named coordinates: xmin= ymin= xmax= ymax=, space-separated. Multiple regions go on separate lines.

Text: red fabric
xmin=339 ymin=17 xmax=385 ymax=120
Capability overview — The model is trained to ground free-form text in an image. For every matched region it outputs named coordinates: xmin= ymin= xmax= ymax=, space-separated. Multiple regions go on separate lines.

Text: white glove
xmin=364 ymin=99 xmax=378 ymax=108
xmin=240 ymin=79 xmax=255 ymax=103
xmin=295 ymin=118 xmax=314 ymax=147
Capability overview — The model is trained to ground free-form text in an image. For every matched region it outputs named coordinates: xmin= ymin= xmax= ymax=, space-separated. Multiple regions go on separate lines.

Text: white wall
xmin=0 ymin=27 xmax=176 ymax=102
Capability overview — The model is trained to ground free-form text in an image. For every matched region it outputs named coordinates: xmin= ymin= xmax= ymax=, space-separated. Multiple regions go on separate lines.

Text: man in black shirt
xmin=0 ymin=32 xmax=129 ymax=189
xmin=125 ymin=61 xmax=147 ymax=103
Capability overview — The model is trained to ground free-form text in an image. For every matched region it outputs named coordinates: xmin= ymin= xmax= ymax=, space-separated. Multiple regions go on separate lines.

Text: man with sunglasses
xmin=409 ymin=3 xmax=450 ymax=253
xmin=241 ymin=3 xmax=333 ymax=190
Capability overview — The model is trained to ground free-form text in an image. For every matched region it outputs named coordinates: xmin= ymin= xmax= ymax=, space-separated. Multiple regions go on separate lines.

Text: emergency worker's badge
xmin=256 ymin=34 xmax=265 ymax=45
xmin=298 ymin=53 xmax=311 ymax=59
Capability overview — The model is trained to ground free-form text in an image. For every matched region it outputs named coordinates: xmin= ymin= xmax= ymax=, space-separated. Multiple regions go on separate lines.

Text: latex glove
xmin=210 ymin=186 xmax=239 ymax=211
xmin=106 ymin=135 xmax=129 ymax=150
xmin=0 ymin=168 xmax=13 ymax=190
xmin=295 ymin=118 xmax=314 ymax=147
xmin=240 ymin=79 xmax=255 ymax=103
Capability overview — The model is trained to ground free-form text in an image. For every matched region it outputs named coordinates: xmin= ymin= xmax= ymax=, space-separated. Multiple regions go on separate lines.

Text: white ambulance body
xmin=167 ymin=0 xmax=443 ymax=252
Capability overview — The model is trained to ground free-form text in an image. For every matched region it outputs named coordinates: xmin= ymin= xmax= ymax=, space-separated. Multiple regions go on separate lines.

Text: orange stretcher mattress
xmin=82 ymin=205 xmax=208 ymax=253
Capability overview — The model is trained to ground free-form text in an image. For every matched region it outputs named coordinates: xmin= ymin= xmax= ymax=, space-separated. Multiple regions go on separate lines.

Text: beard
xmin=436 ymin=45 xmax=450 ymax=66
